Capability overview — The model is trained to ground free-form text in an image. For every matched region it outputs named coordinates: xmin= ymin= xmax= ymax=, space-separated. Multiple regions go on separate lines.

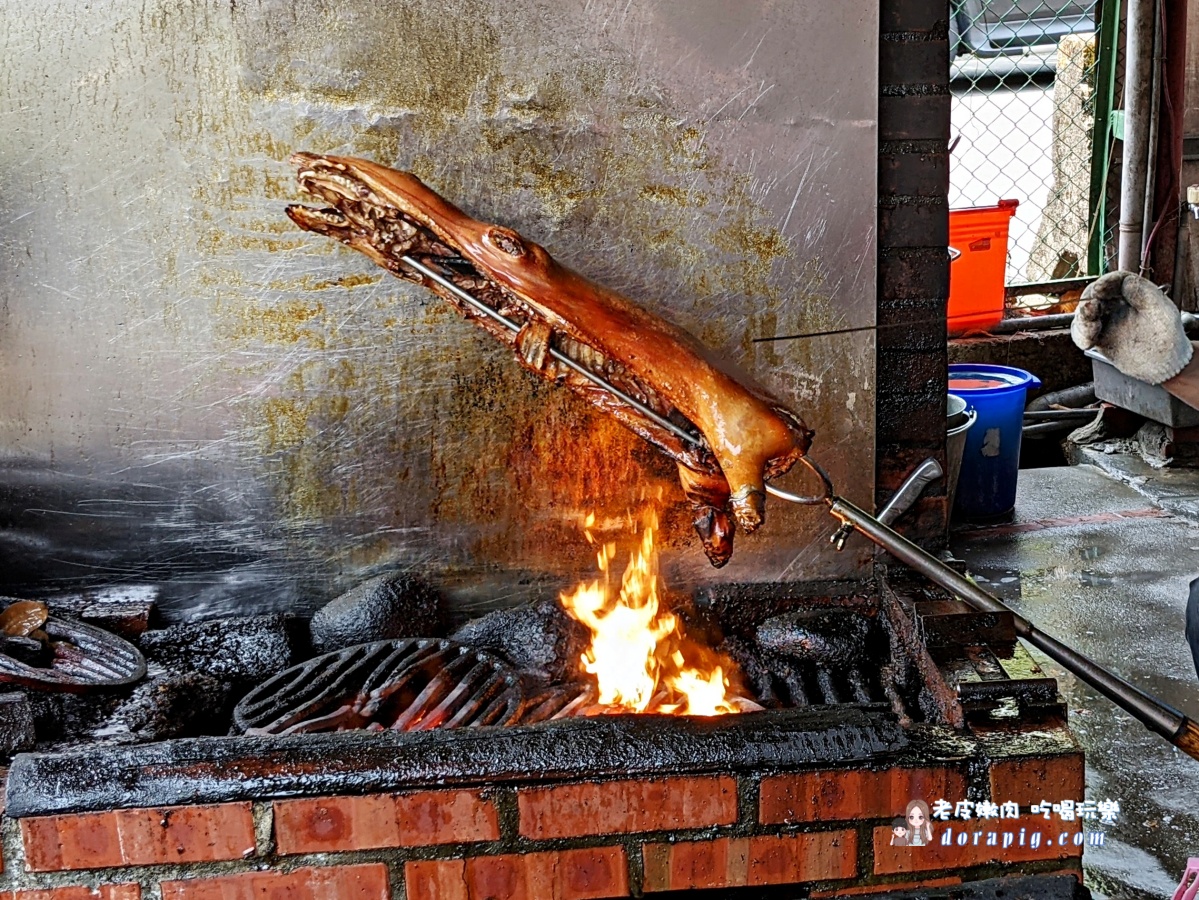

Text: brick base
xmin=0 ymin=732 xmax=1090 ymax=899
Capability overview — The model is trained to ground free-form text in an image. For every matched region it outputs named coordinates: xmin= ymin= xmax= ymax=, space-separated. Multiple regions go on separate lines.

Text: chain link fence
xmin=950 ymin=0 xmax=1109 ymax=288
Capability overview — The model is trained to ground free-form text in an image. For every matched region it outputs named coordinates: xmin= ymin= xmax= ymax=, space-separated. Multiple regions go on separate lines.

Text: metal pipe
xmin=826 ymin=495 xmax=1199 ymax=758
xmin=1022 ymin=408 xmax=1099 ymax=420
xmin=989 ymin=313 xmax=1078 ymax=334
xmin=1119 ymin=0 xmax=1159 ymax=271
xmin=1026 ymin=383 xmax=1097 ymax=412
xmin=1004 ymin=276 xmax=1096 ymax=299
xmin=399 ymin=255 xmax=702 ymax=448
xmin=1140 ymin=0 xmax=1164 ymax=272
xmin=877 ymin=459 xmax=943 ymax=526
xmin=1022 ymin=420 xmax=1090 ymax=437
xmin=992 ymin=310 xmax=1198 ymax=337
xmin=1088 ymin=0 xmax=1123 ymax=275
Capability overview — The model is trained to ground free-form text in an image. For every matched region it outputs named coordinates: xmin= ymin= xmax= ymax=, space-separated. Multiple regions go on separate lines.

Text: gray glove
xmin=1071 ymin=270 xmax=1192 ymax=384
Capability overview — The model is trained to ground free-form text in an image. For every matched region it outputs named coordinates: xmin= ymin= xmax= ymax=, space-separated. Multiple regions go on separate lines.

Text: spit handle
xmin=826 ymin=494 xmax=1199 ymax=760
xmin=878 ymin=458 xmax=943 ymax=527
xmin=823 ymin=457 xmax=943 ymax=552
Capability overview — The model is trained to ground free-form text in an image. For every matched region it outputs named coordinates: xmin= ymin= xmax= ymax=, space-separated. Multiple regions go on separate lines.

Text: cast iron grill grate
xmin=719 ymin=608 xmax=892 ymax=712
xmin=0 ymin=616 xmax=146 ymax=693
xmin=233 ymin=639 xmax=526 ymax=735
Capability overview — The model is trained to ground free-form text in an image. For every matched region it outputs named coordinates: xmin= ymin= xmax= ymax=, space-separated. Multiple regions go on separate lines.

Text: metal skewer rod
xmin=764 ymin=458 xmax=1199 ymax=759
xmin=408 ymin=254 xmax=1199 ymax=758
xmin=826 ymin=492 xmax=1199 ymax=761
xmin=400 ymin=255 xmax=701 ymax=447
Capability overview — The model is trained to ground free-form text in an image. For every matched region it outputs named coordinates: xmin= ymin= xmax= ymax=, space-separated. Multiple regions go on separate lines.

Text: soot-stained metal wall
xmin=0 ymin=1 xmax=878 ymax=620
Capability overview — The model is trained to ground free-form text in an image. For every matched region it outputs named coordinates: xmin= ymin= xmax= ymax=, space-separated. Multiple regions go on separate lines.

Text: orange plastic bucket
xmin=947 ymin=199 xmax=1019 ymax=335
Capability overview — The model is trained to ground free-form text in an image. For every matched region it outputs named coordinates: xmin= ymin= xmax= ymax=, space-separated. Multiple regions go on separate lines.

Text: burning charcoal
xmin=0 ymin=634 xmax=51 ymax=667
xmin=94 ymin=672 xmax=230 ymax=744
xmin=755 ymin=610 xmax=870 ymax=666
xmin=451 ymin=600 xmax=588 ymax=683
xmin=718 ymin=636 xmax=779 ymax=707
xmin=139 ymin=614 xmax=299 ymax=683
xmin=81 ymin=601 xmax=159 ymax=640
xmin=0 ymin=692 xmax=36 ymax=756
xmin=309 ymin=573 xmax=445 ymax=654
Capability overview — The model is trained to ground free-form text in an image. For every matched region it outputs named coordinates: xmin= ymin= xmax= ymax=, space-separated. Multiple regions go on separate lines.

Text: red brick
xmin=396 ymin=790 xmax=500 ymax=846
xmin=466 ymin=856 xmax=531 ymax=899
xmin=643 ymin=839 xmax=742 ymax=891
xmin=160 ymin=863 xmax=390 ymax=900
xmin=760 ymin=767 xmax=967 ymax=824
xmin=405 ymin=860 xmax=469 ymax=900
xmin=22 ymin=812 xmax=123 ymax=871
xmin=642 ymin=831 xmax=856 ymax=891
xmin=518 ymin=776 xmax=737 ymax=839
xmin=989 ymin=754 xmax=1085 ymax=809
xmin=872 ymin=816 xmax=1083 ymax=875
xmin=22 ymin=805 xmax=254 ymax=872
xmin=4 ymin=888 xmax=141 ymax=900
xmin=115 ymin=805 xmax=255 ymax=864
xmin=405 ymin=848 xmax=628 ymax=900
xmin=274 ymin=790 xmax=499 ymax=855
xmin=274 ymin=795 xmax=397 ymax=854
xmin=749 ymin=833 xmax=856 ymax=886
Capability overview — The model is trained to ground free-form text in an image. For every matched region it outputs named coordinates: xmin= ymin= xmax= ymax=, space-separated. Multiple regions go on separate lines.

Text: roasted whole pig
xmin=286 ymin=153 xmax=813 ymax=566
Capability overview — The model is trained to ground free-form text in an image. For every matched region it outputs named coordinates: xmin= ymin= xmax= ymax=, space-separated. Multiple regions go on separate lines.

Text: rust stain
xmin=197 ymin=231 xmax=310 ymax=255
xmin=259 ymin=396 xmax=312 ymax=449
xmin=638 ymin=184 xmax=702 ymax=207
xmin=225 ymin=299 xmax=328 ymax=348
xmin=236 ymin=1 xmax=500 ymax=138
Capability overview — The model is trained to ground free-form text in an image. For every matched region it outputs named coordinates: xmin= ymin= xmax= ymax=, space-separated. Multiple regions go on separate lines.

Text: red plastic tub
xmin=947 ymin=199 xmax=1019 ymax=335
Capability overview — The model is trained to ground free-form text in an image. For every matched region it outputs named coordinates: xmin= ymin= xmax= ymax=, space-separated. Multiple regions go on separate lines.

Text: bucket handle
xmin=948 ymin=407 xmax=977 ymax=437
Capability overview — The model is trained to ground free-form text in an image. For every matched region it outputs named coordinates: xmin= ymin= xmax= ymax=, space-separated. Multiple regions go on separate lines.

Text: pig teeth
xmin=307 ymin=171 xmax=372 ymax=200
xmin=302 ymin=207 xmax=349 ymax=227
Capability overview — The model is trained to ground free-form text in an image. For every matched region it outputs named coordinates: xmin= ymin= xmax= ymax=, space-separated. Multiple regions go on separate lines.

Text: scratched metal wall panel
xmin=0 ymin=0 xmax=877 ymax=620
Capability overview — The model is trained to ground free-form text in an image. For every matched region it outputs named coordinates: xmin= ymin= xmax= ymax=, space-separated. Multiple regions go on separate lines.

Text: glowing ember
xmin=559 ymin=509 xmax=748 ymax=716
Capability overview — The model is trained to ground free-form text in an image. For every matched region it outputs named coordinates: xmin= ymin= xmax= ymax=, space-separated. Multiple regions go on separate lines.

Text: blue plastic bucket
xmin=947 ymin=364 xmax=1042 ymax=519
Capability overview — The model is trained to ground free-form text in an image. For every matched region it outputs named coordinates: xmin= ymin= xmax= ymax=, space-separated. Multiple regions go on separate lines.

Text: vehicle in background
xmin=951 ymin=0 xmax=1097 ymax=58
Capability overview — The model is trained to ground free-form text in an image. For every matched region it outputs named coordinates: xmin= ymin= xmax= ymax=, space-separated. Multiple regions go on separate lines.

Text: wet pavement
xmin=953 ymin=463 xmax=1199 ymax=900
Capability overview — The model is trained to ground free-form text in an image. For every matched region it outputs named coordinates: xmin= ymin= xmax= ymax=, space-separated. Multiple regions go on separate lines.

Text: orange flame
xmin=559 ymin=509 xmax=745 ymax=716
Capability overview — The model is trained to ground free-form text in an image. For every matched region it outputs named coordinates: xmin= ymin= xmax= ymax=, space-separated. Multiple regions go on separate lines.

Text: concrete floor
xmin=953 ymin=463 xmax=1199 ymax=900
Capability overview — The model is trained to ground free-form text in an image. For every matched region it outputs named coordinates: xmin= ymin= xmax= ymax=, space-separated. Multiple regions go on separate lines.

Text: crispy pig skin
xmin=285 ymin=152 xmax=813 ymax=566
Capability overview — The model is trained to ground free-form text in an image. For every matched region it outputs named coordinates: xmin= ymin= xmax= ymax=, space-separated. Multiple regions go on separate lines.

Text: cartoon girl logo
xmin=905 ymin=799 xmax=933 ymax=846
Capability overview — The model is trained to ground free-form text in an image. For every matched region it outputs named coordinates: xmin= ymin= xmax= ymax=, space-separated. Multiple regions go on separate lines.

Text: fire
xmin=559 ymin=509 xmax=744 ymax=716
